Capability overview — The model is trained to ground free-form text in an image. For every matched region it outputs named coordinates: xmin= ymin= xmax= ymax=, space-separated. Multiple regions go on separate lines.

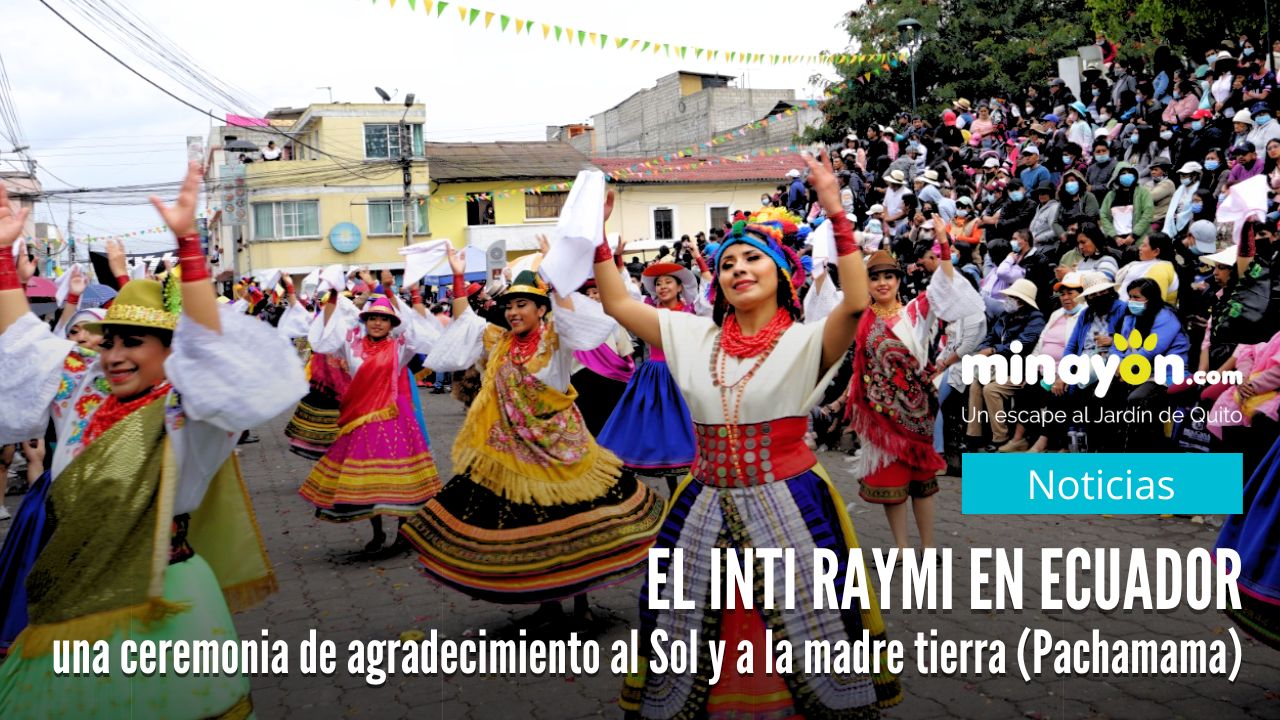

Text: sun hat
xmin=954 ymin=98 xmax=972 ymax=111
xmin=82 ymin=279 xmax=177 ymax=334
xmin=1202 ymin=244 xmax=1237 ymax=267
xmin=785 ymin=168 xmax=801 ymax=178
xmin=1234 ymin=110 xmax=1255 ymax=126
xmin=884 ymin=169 xmax=907 ymax=185
xmin=982 ymin=157 xmax=1000 ymax=169
xmin=1069 ymin=101 xmax=1088 ymax=117
xmin=641 ymin=262 xmax=698 ymax=305
xmin=918 ymin=169 xmax=941 ymax=186
xmin=1079 ymin=276 xmax=1120 ymax=298
xmin=358 ymin=296 xmax=402 ymax=327
xmin=1000 ymin=279 xmax=1039 ymax=310
xmin=1055 ymin=271 xmax=1085 ymax=290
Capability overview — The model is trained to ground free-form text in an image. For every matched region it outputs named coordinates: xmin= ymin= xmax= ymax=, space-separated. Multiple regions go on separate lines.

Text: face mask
xmin=1119 ymin=174 xmax=1136 ymax=187
xmin=1062 ymin=155 xmax=1074 ymax=166
xmin=1136 ymin=95 xmax=1146 ymax=103
xmin=895 ymin=133 xmax=906 ymax=142
xmin=1004 ymin=298 xmax=1020 ymax=313
xmin=1065 ymin=181 xmax=1080 ymax=194
xmin=1095 ymin=152 xmax=1109 ymax=162
xmin=1026 ymin=106 xmax=1035 ymax=115
xmin=1181 ymin=177 xmax=1192 ymax=186
xmin=984 ymin=192 xmax=996 ymax=203
xmin=956 ymin=208 xmax=969 ymax=217
xmin=1127 ymin=300 xmax=1147 ymax=315
xmin=1009 ymin=191 xmax=1025 ymax=202
xmin=761 ymin=196 xmax=772 ymax=205
xmin=1205 ymin=159 xmax=1220 ymax=171
xmin=1065 ymin=303 xmax=1084 ymax=315
xmin=1128 ymin=134 xmax=1140 ymax=144
xmin=1099 ymin=113 xmax=1111 ymax=122
xmin=1244 ymin=47 xmax=1256 ymax=57
xmin=1152 ymin=172 xmax=1164 ymax=181
xmin=1192 ymin=202 xmax=1204 ymax=213
xmin=1092 ymin=89 xmax=1100 ymax=97
xmin=1160 ymin=130 xmax=1174 ymax=140
xmin=1191 ymin=120 xmax=1204 ymax=131
xmin=1258 ymin=116 xmax=1272 ymax=126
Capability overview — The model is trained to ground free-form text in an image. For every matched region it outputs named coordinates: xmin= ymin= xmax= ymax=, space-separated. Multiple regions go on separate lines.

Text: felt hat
xmin=1000 ymin=278 xmax=1040 ymax=310
xmin=359 ymin=296 xmax=401 ymax=327
xmin=884 ymin=169 xmax=907 ymax=185
xmin=500 ymin=270 xmax=552 ymax=309
xmin=641 ymin=262 xmax=698 ymax=306
xmin=1079 ymin=276 xmax=1120 ymax=298
xmin=918 ymin=169 xmax=942 ymax=186
xmin=83 ymin=279 xmax=177 ymax=334
xmin=865 ymin=250 xmax=903 ymax=276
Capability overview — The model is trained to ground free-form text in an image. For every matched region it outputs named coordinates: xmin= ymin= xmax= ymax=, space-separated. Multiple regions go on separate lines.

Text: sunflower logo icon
xmin=1113 ymin=330 xmax=1160 ymax=385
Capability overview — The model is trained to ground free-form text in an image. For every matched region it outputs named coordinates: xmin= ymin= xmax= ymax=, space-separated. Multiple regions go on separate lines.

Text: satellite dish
xmin=374 ymin=86 xmax=391 ymax=103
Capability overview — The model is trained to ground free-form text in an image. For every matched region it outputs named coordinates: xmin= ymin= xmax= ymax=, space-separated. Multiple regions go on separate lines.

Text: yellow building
xmin=593 ymin=153 xmax=805 ymax=260
xmin=425 ymin=141 xmax=591 ymax=254
xmin=204 ymin=102 xmax=431 ymax=279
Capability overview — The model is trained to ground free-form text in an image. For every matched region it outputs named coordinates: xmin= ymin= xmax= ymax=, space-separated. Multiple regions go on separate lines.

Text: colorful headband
xmin=709 ymin=219 xmax=807 ymax=311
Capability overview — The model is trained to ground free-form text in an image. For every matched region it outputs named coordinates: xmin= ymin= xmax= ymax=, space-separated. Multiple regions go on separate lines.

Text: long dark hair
xmin=1145 ymin=232 xmax=1175 ymax=261
xmin=1076 ymin=221 xmax=1111 ymax=257
xmin=1128 ymin=277 xmax=1165 ymax=336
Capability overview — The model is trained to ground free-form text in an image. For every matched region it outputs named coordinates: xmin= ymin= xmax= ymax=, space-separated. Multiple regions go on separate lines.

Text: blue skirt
xmin=0 ymin=472 xmax=51 ymax=656
xmin=1217 ymin=434 xmax=1280 ymax=649
xmin=597 ymin=360 xmax=695 ymax=475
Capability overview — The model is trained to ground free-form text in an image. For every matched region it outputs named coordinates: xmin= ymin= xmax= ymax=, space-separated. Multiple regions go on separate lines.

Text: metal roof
xmin=425 ymin=141 xmax=594 ymax=182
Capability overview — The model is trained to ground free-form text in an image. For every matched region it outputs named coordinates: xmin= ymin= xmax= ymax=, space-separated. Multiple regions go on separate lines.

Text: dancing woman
xmin=596 ymin=151 xmax=903 ymax=717
xmin=299 ymin=270 xmax=443 ymax=552
xmin=402 ymin=249 xmax=663 ymax=625
xmin=570 ymin=277 xmax=637 ymax=436
xmin=849 ymin=223 xmax=983 ymax=550
xmin=0 ymin=162 xmax=303 ymax=717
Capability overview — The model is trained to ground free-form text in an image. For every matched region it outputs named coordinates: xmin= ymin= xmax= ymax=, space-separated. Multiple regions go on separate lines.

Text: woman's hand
xmin=603 ymin=189 xmax=615 ymax=223
xmin=446 ymin=246 xmax=466 ymax=276
xmin=68 ymin=266 xmax=87 ymax=295
xmin=0 ymin=185 xmax=31 ymax=250
xmin=802 ymin=149 xmax=842 ymax=216
xmin=380 ymin=269 xmax=395 ymax=289
xmin=1095 ymin=333 xmax=1112 ymax=348
xmin=106 ymin=239 xmax=129 ymax=278
xmin=149 ymin=161 xmax=201 ymax=237
xmin=15 ymin=242 xmax=35 ymax=283
xmin=536 ymin=233 xmax=551 ymax=255
xmin=359 ymin=269 xmax=376 ymax=287
xmin=1052 ymin=379 xmax=1067 ymax=396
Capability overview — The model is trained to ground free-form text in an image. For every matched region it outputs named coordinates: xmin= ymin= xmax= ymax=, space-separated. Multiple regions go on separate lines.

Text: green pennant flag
xmin=600 ymin=34 xmax=608 ymax=48
xmin=695 ymin=48 xmax=703 ymax=59
xmin=616 ymin=37 xmax=627 ymax=48
xmin=468 ymin=7 xmax=480 ymax=24
xmin=678 ymin=46 xmax=687 ymax=58
xmin=641 ymin=40 xmax=650 ymax=51
xmin=436 ymin=0 xmax=448 ymax=15
xmin=500 ymin=14 xmax=509 ymax=30
xmin=406 ymin=0 xmax=415 ymax=9
xmin=577 ymin=29 xmax=586 ymax=45
xmin=554 ymin=25 xmax=562 ymax=41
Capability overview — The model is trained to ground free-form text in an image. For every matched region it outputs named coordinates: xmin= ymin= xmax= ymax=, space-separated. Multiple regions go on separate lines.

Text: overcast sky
xmin=4 ymin=0 xmax=853 ymax=250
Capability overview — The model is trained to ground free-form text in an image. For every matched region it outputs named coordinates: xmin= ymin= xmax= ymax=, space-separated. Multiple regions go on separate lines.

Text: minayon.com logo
xmin=961 ymin=330 xmax=1244 ymax=397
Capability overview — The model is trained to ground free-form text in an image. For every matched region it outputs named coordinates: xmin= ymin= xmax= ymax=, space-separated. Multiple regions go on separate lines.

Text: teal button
xmin=961 ymin=453 xmax=1243 ymax=515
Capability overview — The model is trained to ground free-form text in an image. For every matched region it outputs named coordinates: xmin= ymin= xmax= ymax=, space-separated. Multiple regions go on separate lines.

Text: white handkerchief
xmin=399 ymin=239 xmax=450 ymax=286
xmin=540 ymin=170 xmax=606 ymax=296
xmin=1218 ymin=174 xmax=1270 ymax=245
xmin=316 ymin=264 xmax=345 ymax=295
xmin=807 ymin=220 xmax=836 ymax=276
xmin=56 ymin=266 xmax=76 ymax=306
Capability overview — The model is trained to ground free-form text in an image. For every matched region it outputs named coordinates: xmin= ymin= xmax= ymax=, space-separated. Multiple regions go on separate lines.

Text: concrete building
xmin=202 ymin=103 xmax=430 ymax=283
xmin=0 ymin=171 xmax=40 ymax=243
xmin=426 ymin=141 xmax=594 ymax=254
xmin=553 ymin=71 xmax=822 ymax=157
xmin=593 ymin=152 xmax=806 ymax=256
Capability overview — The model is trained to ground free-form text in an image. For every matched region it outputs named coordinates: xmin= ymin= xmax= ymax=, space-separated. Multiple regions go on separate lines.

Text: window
xmin=524 ymin=191 xmax=568 ymax=220
xmin=652 ymin=207 xmax=674 ymax=241
xmin=368 ymin=198 xmax=429 ymax=235
xmin=363 ymin=123 xmax=424 ymax=159
xmin=252 ymin=201 xmax=319 ymax=240
xmin=467 ymin=193 xmax=495 ymax=226
xmin=707 ymin=205 xmax=730 ymax=233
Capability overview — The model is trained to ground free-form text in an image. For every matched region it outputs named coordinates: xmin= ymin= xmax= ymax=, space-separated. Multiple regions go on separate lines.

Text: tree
xmin=1084 ymin=0 xmax=1257 ymax=54
xmin=812 ymin=0 xmax=1094 ymax=141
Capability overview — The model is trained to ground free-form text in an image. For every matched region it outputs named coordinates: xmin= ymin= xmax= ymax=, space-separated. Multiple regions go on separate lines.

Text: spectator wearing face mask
xmin=1101 ymin=163 xmax=1154 ymax=256
xmin=965 ymin=279 xmax=1046 ymax=452
xmin=1181 ymin=109 xmax=1225 ymax=165
xmin=1243 ymin=58 xmax=1277 ymax=105
xmin=1162 ymin=80 xmax=1203 ymax=125
xmin=1086 ymin=139 xmax=1117 ymax=203
xmin=1247 ymin=102 xmax=1280 ymax=148
xmin=1057 ymin=169 xmax=1101 ymax=230
xmin=1029 ymin=181 xmax=1062 ymax=248
xmin=983 ymin=179 xmax=1035 ymax=247
xmin=1145 ymin=158 xmax=1176 ymax=224
xmin=1111 ymin=60 xmax=1138 ymax=109
xmin=1163 ymin=161 xmax=1204 ymax=236
xmin=1121 ymin=124 xmax=1161 ymax=180
xmin=1019 ymin=144 xmax=1051 ymax=189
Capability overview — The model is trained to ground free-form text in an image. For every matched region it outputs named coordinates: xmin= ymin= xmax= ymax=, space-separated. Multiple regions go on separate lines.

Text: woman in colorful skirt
xmin=596 ymin=151 xmax=904 ymax=718
xmin=571 ymin=277 xmax=636 ymax=436
xmin=0 ymin=163 xmax=303 ymax=717
xmin=596 ymin=249 xmax=709 ymax=489
xmin=1217 ymin=432 xmax=1280 ymax=649
xmin=300 ymin=271 xmax=443 ymax=553
xmin=277 ymin=284 xmax=348 ymax=460
xmin=402 ymin=253 xmax=664 ymax=626
xmin=848 ymin=235 xmax=983 ymax=552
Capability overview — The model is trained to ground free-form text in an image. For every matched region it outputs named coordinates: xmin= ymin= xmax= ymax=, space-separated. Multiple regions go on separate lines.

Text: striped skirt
xmin=299 ymin=382 xmax=440 ymax=522
xmin=621 ymin=467 xmax=902 ymax=719
xmin=401 ymin=471 xmax=664 ymax=604
xmin=285 ymin=386 xmax=341 ymax=461
xmin=1217 ymin=434 xmax=1280 ymax=649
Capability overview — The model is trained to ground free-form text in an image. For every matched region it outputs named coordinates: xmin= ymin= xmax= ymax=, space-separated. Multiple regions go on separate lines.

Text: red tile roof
xmin=594 ymin=152 xmax=806 ymax=184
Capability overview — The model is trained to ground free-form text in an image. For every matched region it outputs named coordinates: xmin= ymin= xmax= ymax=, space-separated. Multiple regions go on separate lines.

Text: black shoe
xmin=237 ymin=431 xmax=260 ymax=445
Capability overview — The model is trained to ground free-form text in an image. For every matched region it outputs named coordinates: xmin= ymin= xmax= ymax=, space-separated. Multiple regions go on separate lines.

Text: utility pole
xmin=66 ymin=199 xmax=76 ymax=266
xmin=400 ymin=93 xmax=416 ymax=246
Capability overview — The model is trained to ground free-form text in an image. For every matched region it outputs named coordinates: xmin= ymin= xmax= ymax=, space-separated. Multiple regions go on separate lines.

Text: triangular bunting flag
xmin=616 ymin=37 xmax=626 ymax=48
xmin=468 ymin=7 xmax=480 ymax=24
xmin=577 ymin=29 xmax=586 ymax=45
xmin=542 ymin=23 xmax=551 ymax=38
xmin=554 ymin=25 xmax=562 ymax=41
xmin=500 ymin=14 xmax=509 ymax=31
xmin=630 ymin=39 xmax=639 ymax=49
xmin=678 ymin=46 xmax=687 ymax=58
xmin=436 ymin=0 xmax=448 ymax=16
xmin=695 ymin=48 xmax=703 ymax=59
xmin=642 ymin=40 xmax=651 ymax=51
xmin=600 ymin=34 xmax=607 ymax=48
xmin=589 ymin=32 xmax=597 ymax=45
xmin=457 ymin=5 xmax=466 ymax=21
xmin=515 ymin=18 xmax=525 ymax=32
xmin=483 ymin=10 xmax=494 ymax=27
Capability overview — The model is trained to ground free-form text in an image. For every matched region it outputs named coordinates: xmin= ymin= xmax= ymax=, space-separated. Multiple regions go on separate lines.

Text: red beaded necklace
xmin=720 ymin=308 xmax=794 ymax=359
xmin=509 ymin=324 xmax=543 ymax=365
xmin=82 ymin=382 xmax=172 ymax=447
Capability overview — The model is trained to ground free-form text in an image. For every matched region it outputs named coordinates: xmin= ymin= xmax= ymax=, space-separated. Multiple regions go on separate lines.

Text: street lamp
xmin=897 ymin=17 xmax=924 ymax=114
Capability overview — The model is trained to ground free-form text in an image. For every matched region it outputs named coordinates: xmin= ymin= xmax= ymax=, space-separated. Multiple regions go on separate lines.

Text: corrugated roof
xmin=426 ymin=141 xmax=593 ymax=182
xmin=593 ymin=153 xmax=806 ymax=184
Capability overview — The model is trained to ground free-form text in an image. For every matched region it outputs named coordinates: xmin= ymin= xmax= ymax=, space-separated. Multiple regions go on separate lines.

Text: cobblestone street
xmin=5 ymin=392 xmax=1280 ymax=718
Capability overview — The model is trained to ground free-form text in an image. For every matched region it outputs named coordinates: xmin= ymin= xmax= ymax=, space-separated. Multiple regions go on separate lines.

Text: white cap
xmin=1022 ymin=144 xmax=1041 ymax=155
xmin=786 ymin=169 xmax=801 ymax=178
xmin=1234 ymin=110 xmax=1254 ymax=126
xmin=867 ymin=203 xmax=886 ymax=214
xmin=983 ymin=157 xmax=1000 ymax=169
xmin=1178 ymin=161 xmax=1204 ymax=174
xmin=845 ymin=131 xmax=859 ymax=141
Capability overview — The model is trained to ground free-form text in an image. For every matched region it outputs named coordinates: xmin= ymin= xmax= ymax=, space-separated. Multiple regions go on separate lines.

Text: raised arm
xmin=593 ymin=191 xmax=662 ymax=348
xmin=809 ymin=150 xmax=869 ymax=372
xmin=53 ymin=267 xmax=88 ymax=336
xmin=106 ymin=239 xmax=130 ymax=288
xmin=446 ymin=246 xmax=471 ymax=319
xmin=150 ymin=161 xmax=219 ymax=333
xmin=0 ymin=184 xmax=34 ymax=334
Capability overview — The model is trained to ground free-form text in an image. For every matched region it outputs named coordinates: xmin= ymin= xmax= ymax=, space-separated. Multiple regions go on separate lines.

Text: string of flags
xmin=75 ymin=211 xmax=213 ymax=245
xmin=373 ymin=0 xmax=905 ymax=67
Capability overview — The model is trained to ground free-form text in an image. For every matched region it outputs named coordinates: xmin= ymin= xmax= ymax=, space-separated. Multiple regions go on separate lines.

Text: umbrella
xmin=224 ymin=139 xmax=259 ymax=152
xmin=25 ymin=276 xmax=56 ymax=299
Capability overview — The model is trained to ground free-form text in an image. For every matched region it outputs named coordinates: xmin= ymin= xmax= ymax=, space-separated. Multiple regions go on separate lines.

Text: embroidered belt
xmin=691 ymin=417 xmax=815 ymax=487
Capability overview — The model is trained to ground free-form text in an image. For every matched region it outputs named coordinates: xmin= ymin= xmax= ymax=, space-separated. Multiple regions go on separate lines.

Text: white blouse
xmin=425 ymin=293 xmax=618 ymax=393
xmin=0 ymin=308 xmax=308 ymax=514
xmin=309 ymin=294 xmax=442 ymax=374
